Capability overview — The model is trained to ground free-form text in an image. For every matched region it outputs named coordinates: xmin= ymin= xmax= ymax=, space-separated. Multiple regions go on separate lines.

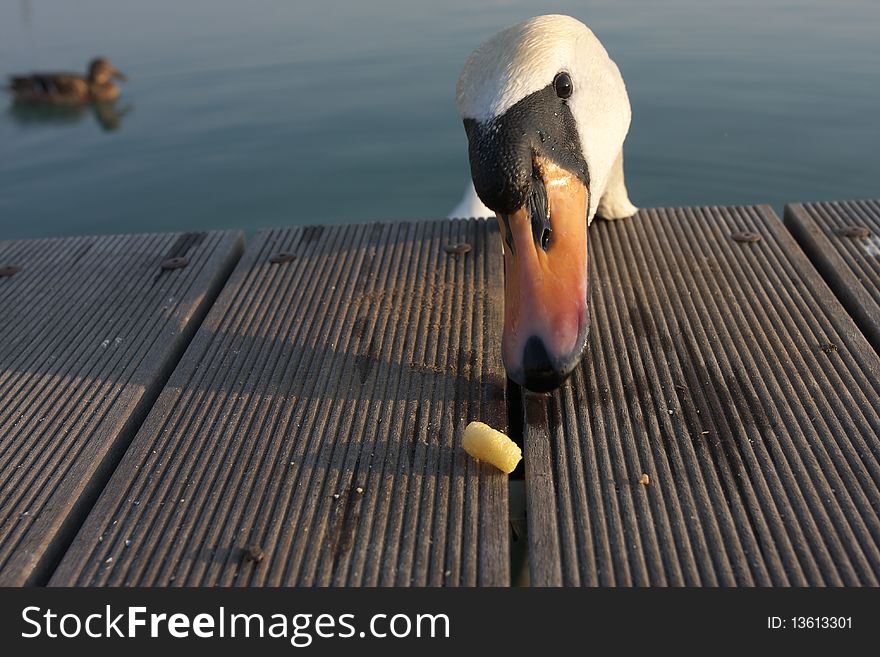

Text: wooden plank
xmin=50 ymin=219 xmax=510 ymax=586
xmin=784 ymin=200 xmax=880 ymax=352
xmin=0 ymin=230 xmax=243 ymax=585
xmin=524 ymin=206 xmax=880 ymax=586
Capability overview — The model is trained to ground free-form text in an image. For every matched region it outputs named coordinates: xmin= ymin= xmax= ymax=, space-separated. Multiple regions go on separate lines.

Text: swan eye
xmin=553 ymin=72 xmax=573 ymax=99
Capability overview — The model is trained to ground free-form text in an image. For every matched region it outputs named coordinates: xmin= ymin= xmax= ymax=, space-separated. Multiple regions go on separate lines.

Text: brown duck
xmin=7 ymin=57 xmax=126 ymax=104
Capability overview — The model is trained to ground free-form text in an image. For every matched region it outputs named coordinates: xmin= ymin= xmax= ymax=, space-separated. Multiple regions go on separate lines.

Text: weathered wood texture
xmin=50 ymin=219 xmax=509 ymax=586
xmin=525 ymin=206 xmax=880 ymax=586
xmin=0 ymin=231 xmax=243 ymax=585
xmin=784 ymin=200 xmax=880 ymax=352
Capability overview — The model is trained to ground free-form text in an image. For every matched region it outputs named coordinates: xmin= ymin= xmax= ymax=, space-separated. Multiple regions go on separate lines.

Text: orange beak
xmin=496 ymin=157 xmax=590 ymax=392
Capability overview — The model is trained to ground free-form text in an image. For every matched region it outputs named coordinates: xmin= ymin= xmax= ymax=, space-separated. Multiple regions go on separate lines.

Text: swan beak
xmin=497 ymin=159 xmax=590 ymax=392
xmin=111 ymin=69 xmax=127 ymax=82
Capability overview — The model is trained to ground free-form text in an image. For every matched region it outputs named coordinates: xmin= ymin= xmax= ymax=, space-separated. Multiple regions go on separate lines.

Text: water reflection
xmin=7 ymin=100 xmax=132 ymax=132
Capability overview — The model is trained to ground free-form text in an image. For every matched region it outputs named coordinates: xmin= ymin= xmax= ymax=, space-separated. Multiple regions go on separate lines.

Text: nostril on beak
xmin=540 ymin=227 xmax=551 ymax=251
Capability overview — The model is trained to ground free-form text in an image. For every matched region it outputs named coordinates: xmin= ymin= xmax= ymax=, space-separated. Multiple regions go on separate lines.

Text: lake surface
xmin=1 ymin=0 xmax=878 ymax=239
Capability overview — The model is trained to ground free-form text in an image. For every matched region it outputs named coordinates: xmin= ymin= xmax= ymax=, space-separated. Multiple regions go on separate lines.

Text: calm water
xmin=1 ymin=0 xmax=878 ymax=240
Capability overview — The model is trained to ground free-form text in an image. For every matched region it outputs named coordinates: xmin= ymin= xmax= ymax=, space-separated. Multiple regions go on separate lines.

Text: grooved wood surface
xmin=50 ymin=219 xmax=510 ymax=586
xmin=524 ymin=206 xmax=880 ymax=586
xmin=0 ymin=231 xmax=243 ymax=585
xmin=784 ymin=200 xmax=880 ymax=352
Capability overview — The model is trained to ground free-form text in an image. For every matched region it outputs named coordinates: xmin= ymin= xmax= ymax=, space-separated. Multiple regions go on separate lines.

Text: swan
xmin=454 ymin=14 xmax=637 ymax=391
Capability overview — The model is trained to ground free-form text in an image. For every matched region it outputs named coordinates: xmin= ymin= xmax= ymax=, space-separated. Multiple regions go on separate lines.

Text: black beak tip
xmin=519 ymin=335 xmax=569 ymax=393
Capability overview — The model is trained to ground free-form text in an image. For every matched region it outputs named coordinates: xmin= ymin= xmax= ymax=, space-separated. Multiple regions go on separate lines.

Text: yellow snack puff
xmin=462 ymin=421 xmax=522 ymax=474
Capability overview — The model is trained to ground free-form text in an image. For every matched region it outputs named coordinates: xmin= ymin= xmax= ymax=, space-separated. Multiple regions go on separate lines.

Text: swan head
xmin=456 ymin=15 xmax=631 ymax=392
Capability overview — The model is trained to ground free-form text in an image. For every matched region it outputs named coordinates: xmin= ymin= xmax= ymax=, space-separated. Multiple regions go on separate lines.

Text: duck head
xmin=456 ymin=15 xmax=633 ymax=392
xmin=88 ymin=57 xmax=127 ymax=85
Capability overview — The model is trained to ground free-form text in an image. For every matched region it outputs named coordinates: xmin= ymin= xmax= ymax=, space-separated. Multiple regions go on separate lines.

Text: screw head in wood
xmin=244 ymin=545 xmax=264 ymax=563
xmin=442 ymin=242 xmax=472 ymax=255
xmin=0 ymin=265 xmax=22 ymax=277
xmin=160 ymin=256 xmax=189 ymax=270
xmin=730 ymin=231 xmax=761 ymax=243
xmin=269 ymin=252 xmax=297 ymax=264
xmin=836 ymin=225 xmax=870 ymax=239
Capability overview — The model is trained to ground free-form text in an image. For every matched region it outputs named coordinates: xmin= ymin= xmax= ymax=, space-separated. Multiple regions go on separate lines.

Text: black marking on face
xmin=463 ymin=81 xmax=589 ymax=217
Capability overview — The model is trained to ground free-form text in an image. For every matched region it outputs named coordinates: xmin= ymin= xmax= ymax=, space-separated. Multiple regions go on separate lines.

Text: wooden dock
xmin=2 ymin=202 xmax=879 ymax=587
